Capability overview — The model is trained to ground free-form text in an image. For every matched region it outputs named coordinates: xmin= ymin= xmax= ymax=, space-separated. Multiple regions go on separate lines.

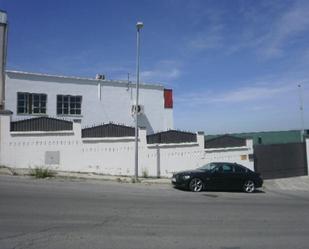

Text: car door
xmin=232 ymin=164 xmax=248 ymax=189
xmin=218 ymin=163 xmax=236 ymax=189
xmin=207 ymin=164 xmax=228 ymax=189
xmin=208 ymin=164 xmax=246 ymax=190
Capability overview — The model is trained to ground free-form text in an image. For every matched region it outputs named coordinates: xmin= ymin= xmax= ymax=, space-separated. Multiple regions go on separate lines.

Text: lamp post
xmin=298 ymin=84 xmax=305 ymax=142
xmin=134 ymin=21 xmax=143 ymax=179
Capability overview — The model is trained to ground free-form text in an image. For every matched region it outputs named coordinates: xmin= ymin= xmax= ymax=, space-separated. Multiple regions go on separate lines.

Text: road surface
xmin=0 ymin=175 xmax=308 ymax=249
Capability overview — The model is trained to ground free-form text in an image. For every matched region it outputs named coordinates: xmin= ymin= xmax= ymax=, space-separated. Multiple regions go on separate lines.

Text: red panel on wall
xmin=164 ymin=89 xmax=173 ymax=108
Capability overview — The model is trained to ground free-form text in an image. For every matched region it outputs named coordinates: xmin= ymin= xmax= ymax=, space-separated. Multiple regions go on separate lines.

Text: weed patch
xmin=30 ymin=167 xmax=55 ymax=178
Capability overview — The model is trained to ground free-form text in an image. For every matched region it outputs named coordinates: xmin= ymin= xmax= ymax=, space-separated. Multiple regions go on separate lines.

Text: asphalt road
xmin=0 ymin=175 xmax=308 ymax=249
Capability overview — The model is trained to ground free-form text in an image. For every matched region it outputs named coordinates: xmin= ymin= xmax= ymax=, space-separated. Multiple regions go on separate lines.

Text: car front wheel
xmin=189 ymin=178 xmax=204 ymax=192
xmin=243 ymin=180 xmax=255 ymax=193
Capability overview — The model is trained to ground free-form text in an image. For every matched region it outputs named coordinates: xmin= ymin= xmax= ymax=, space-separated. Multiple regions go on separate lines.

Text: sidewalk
xmin=0 ymin=166 xmax=171 ymax=185
xmin=1 ymin=166 xmax=308 ymax=190
xmin=263 ymin=176 xmax=309 ymax=191
xmin=57 ymin=171 xmax=171 ymax=184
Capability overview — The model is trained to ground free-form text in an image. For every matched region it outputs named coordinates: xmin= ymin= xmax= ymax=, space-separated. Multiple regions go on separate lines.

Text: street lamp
xmin=298 ymin=84 xmax=305 ymax=142
xmin=134 ymin=21 xmax=143 ymax=179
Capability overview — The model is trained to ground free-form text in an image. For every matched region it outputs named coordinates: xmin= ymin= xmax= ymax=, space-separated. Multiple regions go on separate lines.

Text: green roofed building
xmin=206 ymin=129 xmax=309 ymax=146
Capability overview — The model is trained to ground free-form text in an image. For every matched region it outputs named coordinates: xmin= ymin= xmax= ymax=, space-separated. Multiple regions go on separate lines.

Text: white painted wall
xmin=202 ymin=139 xmax=254 ymax=171
xmin=0 ymin=114 xmax=257 ymax=176
xmin=5 ymin=71 xmax=173 ymax=134
xmin=163 ymin=108 xmax=173 ymax=132
xmin=0 ymin=113 xmax=205 ymax=177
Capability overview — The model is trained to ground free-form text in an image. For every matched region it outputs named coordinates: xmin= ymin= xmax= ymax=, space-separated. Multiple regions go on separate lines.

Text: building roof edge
xmin=6 ymin=70 xmax=165 ymax=90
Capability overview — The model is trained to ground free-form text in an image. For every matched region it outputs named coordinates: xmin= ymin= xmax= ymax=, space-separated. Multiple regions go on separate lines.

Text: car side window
xmin=212 ymin=165 xmax=222 ymax=173
xmin=234 ymin=165 xmax=244 ymax=173
xmin=222 ymin=164 xmax=234 ymax=173
xmin=234 ymin=164 xmax=247 ymax=173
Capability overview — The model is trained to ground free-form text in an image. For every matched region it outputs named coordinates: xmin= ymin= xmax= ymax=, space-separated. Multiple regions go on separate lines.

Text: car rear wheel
xmin=243 ymin=180 xmax=255 ymax=193
xmin=189 ymin=178 xmax=203 ymax=192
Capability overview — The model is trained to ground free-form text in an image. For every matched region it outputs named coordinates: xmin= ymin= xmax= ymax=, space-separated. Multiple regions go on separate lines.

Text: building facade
xmin=5 ymin=70 xmax=174 ymax=134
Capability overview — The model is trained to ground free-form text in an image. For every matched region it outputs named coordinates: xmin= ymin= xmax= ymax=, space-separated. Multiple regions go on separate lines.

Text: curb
xmin=0 ymin=166 xmax=171 ymax=185
xmin=1 ymin=166 xmax=308 ymax=190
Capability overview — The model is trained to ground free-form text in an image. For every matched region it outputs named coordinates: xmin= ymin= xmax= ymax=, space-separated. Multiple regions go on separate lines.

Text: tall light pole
xmin=0 ymin=11 xmax=8 ymax=110
xmin=134 ymin=21 xmax=143 ymax=179
xmin=298 ymin=84 xmax=305 ymax=142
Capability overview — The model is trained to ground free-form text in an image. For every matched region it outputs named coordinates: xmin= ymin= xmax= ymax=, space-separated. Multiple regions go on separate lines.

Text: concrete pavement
xmin=263 ymin=176 xmax=309 ymax=191
xmin=1 ymin=166 xmax=309 ymax=191
xmin=0 ymin=175 xmax=309 ymax=249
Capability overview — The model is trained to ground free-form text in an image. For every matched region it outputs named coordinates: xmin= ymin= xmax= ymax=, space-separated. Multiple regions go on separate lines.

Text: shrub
xmin=131 ymin=177 xmax=141 ymax=183
xmin=142 ymin=168 xmax=149 ymax=178
xmin=30 ymin=167 xmax=55 ymax=178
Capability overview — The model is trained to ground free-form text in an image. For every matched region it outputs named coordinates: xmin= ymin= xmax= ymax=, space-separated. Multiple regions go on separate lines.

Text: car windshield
xmin=197 ymin=163 xmax=217 ymax=171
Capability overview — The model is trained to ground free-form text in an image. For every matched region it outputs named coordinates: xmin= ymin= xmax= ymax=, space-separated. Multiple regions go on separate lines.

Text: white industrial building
xmin=4 ymin=70 xmax=174 ymax=134
xmin=0 ymin=9 xmax=173 ymax=135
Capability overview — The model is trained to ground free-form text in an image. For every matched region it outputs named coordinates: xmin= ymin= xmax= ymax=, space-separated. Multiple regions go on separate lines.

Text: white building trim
xmin=6 ymin=70 xmax=164 ymax=90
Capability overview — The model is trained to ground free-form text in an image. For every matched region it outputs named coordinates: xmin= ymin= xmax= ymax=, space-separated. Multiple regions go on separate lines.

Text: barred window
xmin=17 ymin=92 xmax=47 ymax=114
xmin=57 ymin=95 xmax=82 ymax=115
xmin=32 ymin=94 xmax=47 ymax=114
xmin=17 ymin=92 xmax=29 ymax=114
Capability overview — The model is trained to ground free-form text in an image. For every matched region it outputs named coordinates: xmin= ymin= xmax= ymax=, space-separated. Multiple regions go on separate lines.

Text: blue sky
xmin=1 ymin=0 xmax=309 ymax=134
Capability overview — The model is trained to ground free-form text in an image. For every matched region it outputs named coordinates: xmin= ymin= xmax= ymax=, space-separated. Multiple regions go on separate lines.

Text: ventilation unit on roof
xmin=96 ymin=74 xmax=105 ymax=80
xmin=131 ymin=105 xmax=144 ymax=115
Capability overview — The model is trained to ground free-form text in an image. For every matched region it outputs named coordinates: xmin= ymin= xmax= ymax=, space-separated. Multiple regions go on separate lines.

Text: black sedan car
xmin=172 ymin=162 xmax=263 ymax=193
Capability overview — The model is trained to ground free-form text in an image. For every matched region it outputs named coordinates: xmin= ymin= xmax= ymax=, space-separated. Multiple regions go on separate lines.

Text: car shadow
xmin=202 ymin=190 xmax=266 ymax=196
xmin=172 ymin=186 xmax=265 ymax=194
xmin=172 ymin=186 xmax=190 ymax=192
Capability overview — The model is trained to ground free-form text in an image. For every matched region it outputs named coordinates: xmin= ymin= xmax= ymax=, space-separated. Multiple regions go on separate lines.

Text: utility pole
xmin=0 ymin=11 xmax=8 ymax=110
xmin=298 ymin=84 xmax=305 ymax=142
xmin=134 ymin=22 xmax=143 ymax=179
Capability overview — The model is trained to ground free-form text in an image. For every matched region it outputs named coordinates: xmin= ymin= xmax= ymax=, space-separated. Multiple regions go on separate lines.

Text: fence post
xmin=197 ymin=131 xmax=205 ymax=148
xmin=137 ymin=127 xmax=147 ymax=176
xmin=0 ymin=110 xmax=13 ymax=166
xmin=73 ymin=119 xmax=82 ymax=138
xmin=246 ymin=138 xmax=254 ymax=171
xmin=156 ymin=144 xmax=161 ymax=178
xmin=305 ymin=137 xmax=309 ymax=175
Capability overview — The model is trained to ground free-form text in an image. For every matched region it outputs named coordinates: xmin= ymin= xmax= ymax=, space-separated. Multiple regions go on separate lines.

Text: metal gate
xmin=254 ymin=142 xmax=308 ymax=179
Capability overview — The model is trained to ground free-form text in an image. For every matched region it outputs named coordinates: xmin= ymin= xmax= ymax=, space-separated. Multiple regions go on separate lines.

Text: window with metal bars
xmin=57 ymin=95 xmax=82 ymax=115
xmin=17 ymin=92 xmax=47 ymax=114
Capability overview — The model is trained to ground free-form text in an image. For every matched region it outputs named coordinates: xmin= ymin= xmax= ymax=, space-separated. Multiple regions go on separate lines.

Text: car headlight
xmin=183 ymin=175 xmax=191 ymax=180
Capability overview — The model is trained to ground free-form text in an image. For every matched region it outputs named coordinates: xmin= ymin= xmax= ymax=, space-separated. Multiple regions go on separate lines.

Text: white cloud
xmin=209 ymin=84 xmax=293 ymax=103
xmin=228 ymin=2 xmax=309 ymax=59
xmin=142 ymin=68 xmax=180 ymax=80
xmin=259 ymin=2 xmax=309 ymax=59
xmin=188 ymin=2 xmax=309 ymax=59
xmin=176 ymin=80 xmax=304 ymax=107
xmin=188 ymin=24 xmax=224 ymax=51
xmin=140 ymin=60 xmax=182 ymax=83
